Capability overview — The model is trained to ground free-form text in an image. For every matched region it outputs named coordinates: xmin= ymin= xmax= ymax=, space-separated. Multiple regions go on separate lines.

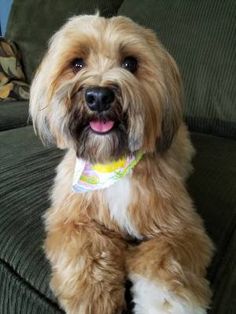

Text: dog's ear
xmin=157 ymin=51 xmax=183 ymax=153
xmin=29 ymin=55 xmax=54 ymax=145
xmin=142 ymin=28 xmax=183 ymax=153
xmin=29 ymin=36 xmax=68 ymax=149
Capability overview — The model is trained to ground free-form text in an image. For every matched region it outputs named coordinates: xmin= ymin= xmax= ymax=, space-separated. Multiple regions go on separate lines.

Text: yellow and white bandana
xmin=72 ymin=152 xmax=143 ymax=193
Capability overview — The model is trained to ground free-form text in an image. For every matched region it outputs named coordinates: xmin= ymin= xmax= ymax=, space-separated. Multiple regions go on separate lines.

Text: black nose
xmin=85 ymin=87 xmax=115 ymax=112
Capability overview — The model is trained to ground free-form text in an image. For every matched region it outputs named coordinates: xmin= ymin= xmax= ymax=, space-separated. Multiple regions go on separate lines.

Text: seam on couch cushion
xmin=115 ymin=0 xmax=125 ymax=13
xmin=0 ymin=258 xmax=62 ymax=313
xmin=186 ymin=117 xmax=236 ymax=140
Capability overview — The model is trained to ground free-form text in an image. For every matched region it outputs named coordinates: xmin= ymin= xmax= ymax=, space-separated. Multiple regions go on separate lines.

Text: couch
xmin=0 ymin=0 xmax=235 ymax=313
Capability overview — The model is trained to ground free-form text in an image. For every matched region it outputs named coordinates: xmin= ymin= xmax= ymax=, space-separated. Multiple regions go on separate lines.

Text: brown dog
xmin=30 ymin=14 xmax=214 ymax=314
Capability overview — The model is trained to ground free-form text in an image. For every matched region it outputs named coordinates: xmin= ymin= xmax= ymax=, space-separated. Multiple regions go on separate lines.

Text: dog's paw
xmin=130 ymin=274 xmax=207 ymax=314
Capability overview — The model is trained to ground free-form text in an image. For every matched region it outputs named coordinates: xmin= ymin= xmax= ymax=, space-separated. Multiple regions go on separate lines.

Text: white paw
xmin=130 ymin=274 xmax=206 ymax=314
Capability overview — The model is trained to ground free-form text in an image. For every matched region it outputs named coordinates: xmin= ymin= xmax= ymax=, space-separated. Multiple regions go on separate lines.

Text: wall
xmin=0 ymin=0 xmax=13 ymax=35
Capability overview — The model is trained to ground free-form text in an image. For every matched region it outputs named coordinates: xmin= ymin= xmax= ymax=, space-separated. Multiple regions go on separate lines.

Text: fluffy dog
xmin=30 ymin=15 xmax=214 ymax=314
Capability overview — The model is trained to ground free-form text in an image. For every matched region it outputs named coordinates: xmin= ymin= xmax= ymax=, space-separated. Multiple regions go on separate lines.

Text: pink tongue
xmin=89 ymin=120 xmax=115 ymax=133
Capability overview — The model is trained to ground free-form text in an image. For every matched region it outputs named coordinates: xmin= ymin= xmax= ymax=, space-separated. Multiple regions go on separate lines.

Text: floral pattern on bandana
xmin=72 ymin=152 xmax=143 ymax=193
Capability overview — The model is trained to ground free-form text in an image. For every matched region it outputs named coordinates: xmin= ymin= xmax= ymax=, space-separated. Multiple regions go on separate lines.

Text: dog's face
xmin=30 ymin=15 xmax=183 ymax=163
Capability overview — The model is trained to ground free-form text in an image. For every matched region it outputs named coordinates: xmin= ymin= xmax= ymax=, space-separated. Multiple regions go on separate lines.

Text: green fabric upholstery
xmin=188 ymin=134 xmax=236 ymax=314
xmin=118 ymin=0 xmax=236 ymax=139
xmin=0 ymin=262 xmax=61 ymax=314
xmin=0 ymin=126 xmax=235 ymax=313
xmin=1 ymin=1 xmax=235 ymax=313
xmin=0 ymin=126 xmax=64 ymax=313
xmin=0 ymin=101 xmax=29 ymax=131
xmin=6 ymin=0 xmax=124 ymax=82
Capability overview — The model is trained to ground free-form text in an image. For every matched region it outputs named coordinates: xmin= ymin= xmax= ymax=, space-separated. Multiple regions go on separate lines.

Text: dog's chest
xmin=104 ymin=176 xmax=141 ymax=239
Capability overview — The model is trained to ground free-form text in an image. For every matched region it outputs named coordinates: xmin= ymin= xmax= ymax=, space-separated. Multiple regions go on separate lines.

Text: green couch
xmin=0 ymin=1 xmax=235 ymax=313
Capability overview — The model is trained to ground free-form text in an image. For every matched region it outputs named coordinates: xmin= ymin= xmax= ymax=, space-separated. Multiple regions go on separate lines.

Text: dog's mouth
xmin=68 ymin=105 xmax=129 ymax=162
xmin=89 ymin=119 xmax=115 ymax=134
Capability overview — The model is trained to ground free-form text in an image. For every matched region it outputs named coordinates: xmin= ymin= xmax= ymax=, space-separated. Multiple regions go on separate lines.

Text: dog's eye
xmin=121 ymin=56 xmax=138 ymax=73
xmin=71 ymin=58 xmax=85 ymax=73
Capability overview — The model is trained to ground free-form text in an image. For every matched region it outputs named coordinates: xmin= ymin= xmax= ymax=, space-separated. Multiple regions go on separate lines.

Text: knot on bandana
xmin=72 ymin=152 xmax=143 ymax=193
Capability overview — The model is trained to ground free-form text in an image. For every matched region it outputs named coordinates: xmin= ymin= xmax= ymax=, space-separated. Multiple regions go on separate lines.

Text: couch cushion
xmin=0 ymin=126 xmax=64 ymax=313
xmin=0 ymin=126 xmax=235 ymax=313
xmin=0 ymin=100 xmax=29 ymax=131
xmin=187 ymin=133 xmax=236 ymax=313
xmin=6 ymin=0 xmax=124 ymax=82
xmin=0 ymin=261 xmax=61 ymax=314
xmin=118 ymin=0 xmax=236 ymax=139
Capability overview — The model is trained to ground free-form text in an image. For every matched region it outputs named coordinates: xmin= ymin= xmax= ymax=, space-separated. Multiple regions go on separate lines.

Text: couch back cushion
xmin=6 ymin=0 xmax=235 ymax=139
xmin=119 ymin=0 xmax=236 ymax=139
xmin=6 ymin=0 xmax=123 ymax=81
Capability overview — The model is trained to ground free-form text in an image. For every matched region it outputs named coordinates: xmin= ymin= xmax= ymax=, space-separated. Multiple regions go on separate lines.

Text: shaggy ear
xmin=142 ymin=28 xmax=183 ymax=153
xmin=29 ymin=55 xmax=55 ymax=145
xmin=157 ymin=50 xmax=183 ymax=153
xmin=29 ymin=45 xmax=69 ymax=149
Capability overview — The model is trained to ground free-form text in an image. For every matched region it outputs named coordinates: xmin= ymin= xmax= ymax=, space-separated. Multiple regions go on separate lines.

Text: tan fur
xmin=30 ymin=15 xmax=214 ymax=314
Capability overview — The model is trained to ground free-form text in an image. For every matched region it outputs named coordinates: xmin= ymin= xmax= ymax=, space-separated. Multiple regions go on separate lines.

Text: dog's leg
xmin=127 ymin=235 xmax=212 ymax=314
xmin=45 ymin=219 xmax=127 ymax=314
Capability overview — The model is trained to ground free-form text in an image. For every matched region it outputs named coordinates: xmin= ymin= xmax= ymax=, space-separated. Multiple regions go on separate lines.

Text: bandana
xmin=72 ymin=152 xmax=143 ymax=193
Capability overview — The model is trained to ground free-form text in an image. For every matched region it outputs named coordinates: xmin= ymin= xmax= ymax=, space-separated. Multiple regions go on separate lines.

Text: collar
xmin=72 ymin=151 xmax=143 ymax=193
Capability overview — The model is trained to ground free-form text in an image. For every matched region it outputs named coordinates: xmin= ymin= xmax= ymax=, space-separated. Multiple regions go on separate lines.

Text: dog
xmin=30 ymin=14 xmax=214 ymax=314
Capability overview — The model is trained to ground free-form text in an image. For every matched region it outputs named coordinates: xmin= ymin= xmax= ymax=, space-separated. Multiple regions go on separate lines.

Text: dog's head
xmin=30 ymin=15 xmax=183 ymax=163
